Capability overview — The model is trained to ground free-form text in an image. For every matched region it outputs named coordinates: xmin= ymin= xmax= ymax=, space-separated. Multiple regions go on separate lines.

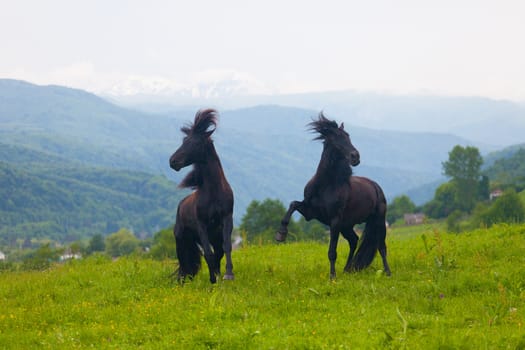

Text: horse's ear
xmin=339 ymin=122 xmax=345 ymax=130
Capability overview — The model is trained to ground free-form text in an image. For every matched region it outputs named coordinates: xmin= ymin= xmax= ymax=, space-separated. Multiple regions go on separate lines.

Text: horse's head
xmin=310 ymin=112 xmax=360 ymax=166
xmin=169 ymin=109 xmax=218 ymax=171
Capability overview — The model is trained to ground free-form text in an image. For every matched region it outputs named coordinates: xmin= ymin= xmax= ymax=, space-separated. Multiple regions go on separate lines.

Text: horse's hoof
xmin=275 ymin=231 xmax=287 ymax=242
xmin=223 ymin=274 xmax=235 ymax=281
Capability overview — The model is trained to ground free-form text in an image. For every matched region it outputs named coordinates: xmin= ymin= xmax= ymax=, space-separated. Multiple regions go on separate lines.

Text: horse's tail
xmin=352 ymin=181 xmax=387 ymax=271
xmin=175 ymin=232 xmax=201 ymax=279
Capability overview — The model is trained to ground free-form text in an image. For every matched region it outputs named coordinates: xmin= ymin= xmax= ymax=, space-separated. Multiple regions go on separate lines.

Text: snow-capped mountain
xmin=101 ymin=70 xmax=272 ymax=101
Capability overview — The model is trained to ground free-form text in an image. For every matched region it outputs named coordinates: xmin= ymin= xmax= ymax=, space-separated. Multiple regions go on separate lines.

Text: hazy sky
xmin=1 ymin=0 xmax=524 ymax=101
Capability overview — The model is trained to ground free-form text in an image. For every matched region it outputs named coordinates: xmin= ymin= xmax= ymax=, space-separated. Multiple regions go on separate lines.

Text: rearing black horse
xmin=169 ymin=109 xmax=234 ymax=283
xmin=276 ymin=113 xmax=391 ymax=279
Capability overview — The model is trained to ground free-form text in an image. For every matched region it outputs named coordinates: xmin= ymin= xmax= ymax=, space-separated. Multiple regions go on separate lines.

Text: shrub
xmin=472 ymin=189 xmax=525 ymax=227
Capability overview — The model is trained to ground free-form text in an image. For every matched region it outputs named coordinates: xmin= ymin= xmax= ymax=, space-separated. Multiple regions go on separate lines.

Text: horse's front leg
xmin=328 ymin=225 xmax=340 ymax=280
xmin=222 ymin=214 xmax=235 ymax=280
xmin=276 ymin=200 xmax=304 ymax=242
xmin=196 ymin=221 xmax=218 ymax=284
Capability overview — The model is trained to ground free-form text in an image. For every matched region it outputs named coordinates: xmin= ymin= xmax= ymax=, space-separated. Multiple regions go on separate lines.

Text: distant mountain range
xmin=102 ymin=71 xmax=270 ymax=99
xmin=1 ymin=79 xmax=524 ymax=236
xmin=112 ymin=89 xmax=525 ymax=148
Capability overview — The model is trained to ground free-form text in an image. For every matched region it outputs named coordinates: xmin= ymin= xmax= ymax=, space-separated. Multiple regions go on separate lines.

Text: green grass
xmin=2 ymin=224 xmax=525 ymax=349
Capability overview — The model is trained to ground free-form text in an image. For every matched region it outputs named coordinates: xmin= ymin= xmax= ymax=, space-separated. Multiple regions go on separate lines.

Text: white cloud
xmin=50 ymin=62 xmax=96 ymax=81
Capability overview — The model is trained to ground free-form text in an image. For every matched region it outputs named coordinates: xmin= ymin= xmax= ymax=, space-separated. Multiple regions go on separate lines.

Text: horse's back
xmin=345 ymin=176 xmax=386 ymax=222
xmin=350 ymin=176 xmax=385 ymax=200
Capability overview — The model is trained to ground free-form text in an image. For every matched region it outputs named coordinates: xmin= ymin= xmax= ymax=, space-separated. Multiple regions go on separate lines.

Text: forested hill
xmin=0 ymin=143 xmax=186 ymax=243
xmin=483 ymin=143 xmax=525 ymax=168
xmin=0 ymin=78 xmax=178 ymax=172
xmin=483 ymin=146 xmax=525 ymax=189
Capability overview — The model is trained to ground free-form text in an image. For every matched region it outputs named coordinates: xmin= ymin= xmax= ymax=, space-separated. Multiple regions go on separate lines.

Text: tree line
xmin=388 ymin=145 xmax=525 ymax=231
xmin=0 ymin=228 xmax=176 ymax=271
xmin=239 ymin=145 xmax=525 ymax=239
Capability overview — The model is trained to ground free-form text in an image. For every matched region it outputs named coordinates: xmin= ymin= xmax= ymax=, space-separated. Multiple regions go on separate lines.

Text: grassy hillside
xmin=1 ymin=224 xmax=524 ymax=348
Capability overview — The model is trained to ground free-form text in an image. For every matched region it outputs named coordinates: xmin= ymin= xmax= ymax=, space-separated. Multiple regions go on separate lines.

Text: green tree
xmin=87 ymin=234 xmax=105 ymax=254
xmin=478 ymin=175 xmax=490 ymax=201
xmin=442 ymin=145 xmax=483 ymax=212
xmin=472 ymin=189 xmax=525 ymax=227
xmin=295 ymin=217 xmax=328 ymax=242
xmin=105 ymin=229 xmax=139 ymax=257
xmin=21 ymin=243 xmax=62 ymax=271
xmin=446 ymin=210 xmax=463 ymax=233
xmin=387 ymin=195 xmax=416 ymax=224
xmin=240 ymin=198 xmax=299 ymax=242
xmin=69 ymin=241 xmax=84 ymax=256
xmin=424 ymin=182 xmax=459 ymax=218
xmin=149 ymin=228 xmax=176 ymax=260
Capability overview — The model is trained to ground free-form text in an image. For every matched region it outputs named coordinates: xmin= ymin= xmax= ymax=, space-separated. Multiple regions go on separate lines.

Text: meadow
xmin=1 ymin=223 xmax=524 ymax=349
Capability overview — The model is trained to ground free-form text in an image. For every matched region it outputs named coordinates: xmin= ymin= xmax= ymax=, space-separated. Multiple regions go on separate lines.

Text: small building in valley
xmin=490 ymin=189 xmax=503 ymax=201
xmin=404 ymin=213 xmax=426 ymax=225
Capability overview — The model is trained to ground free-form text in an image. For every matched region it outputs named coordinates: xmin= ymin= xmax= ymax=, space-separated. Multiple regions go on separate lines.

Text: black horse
xmin=169 ymin=109 xmax=234 ymax=283
xmin=276 ymin=113 xmax=391 ymax=279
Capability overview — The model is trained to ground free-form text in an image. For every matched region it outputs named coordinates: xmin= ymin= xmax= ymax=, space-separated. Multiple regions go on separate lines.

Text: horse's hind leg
xmin=341 ymin=228 xmax=359 ymax=273
xmin=375 ymin=183 xmax=391 ymax=276
xmin=222 ymin=214 xmax=234 ymax=280
xmin=375 ymin=214 xmax=391 ymax=276
xmin=378 ymin=241 xmax=391 ymax=276
xmin=194 ymin=222 xmax=218 ymax=284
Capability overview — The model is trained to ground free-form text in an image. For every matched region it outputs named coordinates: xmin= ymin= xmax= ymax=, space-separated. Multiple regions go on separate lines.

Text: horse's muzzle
xmin=170 ymin=160 xmax=183 ymax=171
xmin=350 ymin=151 xmax=360 ymax=166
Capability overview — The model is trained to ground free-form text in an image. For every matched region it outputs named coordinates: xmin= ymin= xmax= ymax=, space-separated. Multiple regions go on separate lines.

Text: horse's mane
xmin=309 ymin=112 xmax=340 ymax=141
xmin=181 ymin=108 xmax=218 ymax=136
xmin=178 ymin=108 xmax=218 ymax=190
xmin=179 ymin=167 xmax=203 ymax=189
xmin=308 ymin=112 xmax=353 ymax=181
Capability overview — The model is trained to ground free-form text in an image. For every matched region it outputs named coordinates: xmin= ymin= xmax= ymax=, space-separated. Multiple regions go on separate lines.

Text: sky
xmin=1 ymin=0 xmax=525 ymax=101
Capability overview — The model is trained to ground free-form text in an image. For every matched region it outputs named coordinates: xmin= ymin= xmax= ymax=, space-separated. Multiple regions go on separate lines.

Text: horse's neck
xmin=197 ymin=145 xmax=229 ymax=193
xmin=315 ymin=145 xmax=352 ymax=185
